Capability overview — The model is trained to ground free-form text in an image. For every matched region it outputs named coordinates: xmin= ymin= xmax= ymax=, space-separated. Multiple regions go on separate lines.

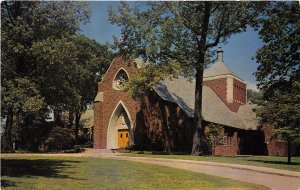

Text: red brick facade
xmin=203 ymin=78 xmax=227 ymax=106
xmin=94 ymin=57 xmax=193 ymax=152
xmin=233 ymin=79 xmax=247 ymax=105
xmin=94 ymin=57 xmax=291 ymax=156
xmin=214 ymin=129 xmax=239 ymax=155
xmin=263 ymin=127 xmax=295 ymax=156
xmin=93 ymin=57 xmax=140 ymax=149
xmin=136 ymin=92 xmax=193 ymax=152
xmin=204 ymin=78 xmax=246 ymax=113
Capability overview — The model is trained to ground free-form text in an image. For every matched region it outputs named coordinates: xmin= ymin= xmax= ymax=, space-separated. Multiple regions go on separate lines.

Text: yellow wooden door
xmin=118 ymin=129 xmax=129 ymax=148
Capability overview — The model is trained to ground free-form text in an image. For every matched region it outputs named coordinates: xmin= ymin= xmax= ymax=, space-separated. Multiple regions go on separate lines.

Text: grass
xmin=1 ymin=154 xmax=269 ymax=190
xmin=124 ymin=151 xmax=300 ymax=172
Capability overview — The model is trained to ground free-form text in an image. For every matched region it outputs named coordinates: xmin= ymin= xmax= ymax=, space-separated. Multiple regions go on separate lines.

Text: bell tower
xmin=203 ymin=47 xmax=247 ymax=112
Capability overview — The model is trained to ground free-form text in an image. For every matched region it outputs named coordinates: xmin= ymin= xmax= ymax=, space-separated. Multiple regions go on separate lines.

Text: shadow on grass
xmin=247 ymin=159 xmax=300 ymax=165
xmin=1 ymin=158 xmax=85 ymax=187
xmin=0 ymin=180 xmax=16 ymax=187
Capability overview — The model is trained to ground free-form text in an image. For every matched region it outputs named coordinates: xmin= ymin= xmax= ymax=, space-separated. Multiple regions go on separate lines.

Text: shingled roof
xmin=237 ymin=102 xmax=259 ymax=129
xmin=203 ymin=61 xmax=242 ymax=80
xmin=203 ymin=47 xmax=243 ymax=80
xmin=154 ymin=77 xmax=258 ymax=130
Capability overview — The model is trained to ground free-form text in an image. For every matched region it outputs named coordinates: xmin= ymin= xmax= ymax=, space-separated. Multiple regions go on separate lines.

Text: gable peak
xmin=204 ymin=48 xmax=241 ymax=80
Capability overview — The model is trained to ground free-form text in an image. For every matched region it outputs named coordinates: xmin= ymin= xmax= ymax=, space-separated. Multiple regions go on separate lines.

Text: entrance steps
xmin=84 ymin=148 xmax=123 ymax=156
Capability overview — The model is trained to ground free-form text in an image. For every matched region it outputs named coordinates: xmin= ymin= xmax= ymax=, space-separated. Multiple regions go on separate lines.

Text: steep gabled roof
xmin=154 ymin=77 xmax=257 ymax=130
xmin=204 ymin=61 xmax=240 ymax=78
xmin=236 ymin=102 xmax=259 ymax=130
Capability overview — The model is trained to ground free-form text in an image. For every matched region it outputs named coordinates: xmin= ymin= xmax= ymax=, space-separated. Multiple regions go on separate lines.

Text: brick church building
xmin=93 ymin=48 xmax=290 ymax=156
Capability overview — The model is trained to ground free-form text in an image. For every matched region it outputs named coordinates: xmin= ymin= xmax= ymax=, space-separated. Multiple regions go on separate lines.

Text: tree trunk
xmin=68 ymin=111 xmax=74 ymax=129
xmin=54 ymin=109 xmax=63 ymax=127
xmin=191 ymin=2 xmax=211 ymax=156
xmin=74 ymin=111 xmax=81 ymax=144
xmin=191 ymin=67 xmax=209 ymax=155
xmin=3 ymin=107 xmax=14 ymax=151
xmin=287 ymin=140 xmax=291 ymax=164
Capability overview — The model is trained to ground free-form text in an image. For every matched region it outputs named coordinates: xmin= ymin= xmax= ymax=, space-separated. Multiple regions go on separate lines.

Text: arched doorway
xmin=107 ymin=101 xmax=133 ymax=149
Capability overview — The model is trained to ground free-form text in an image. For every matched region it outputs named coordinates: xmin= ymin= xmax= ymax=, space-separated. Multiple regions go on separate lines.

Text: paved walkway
xmin=108 ymin=155 xmax=300 ymax=190
xmin=80 ymin=150 xmax=300 ymax=190
xmin=81 ymin=150 xmax=300 ymax=190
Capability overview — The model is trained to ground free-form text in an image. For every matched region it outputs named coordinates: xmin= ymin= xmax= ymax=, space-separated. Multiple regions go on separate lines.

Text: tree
xmin=247 ymin=89 xmax=263 ymax=104
xmin=70 ymin=36 xmax=113 ymax=144
xmin=1 ymin=1 xmax=91 ymax=150
xmin=1 ymin=1 xmax=90 ymax=81
xmin=255 ymin=2 xmax=300 ymax=163
xmin=1 ymin=78 xmax=45 ymax=150
xmin=256 ymin=82 xmax=300 ymax=163
xmin=31 ymin=35 xmax=113 ymax=144
xmin=205 ymin=123 xmax=223 ymax=155
xmin=255 ymin=2 xmax=299 ymax=95
xmin=109 ymin=2 xmax=265 ymax=155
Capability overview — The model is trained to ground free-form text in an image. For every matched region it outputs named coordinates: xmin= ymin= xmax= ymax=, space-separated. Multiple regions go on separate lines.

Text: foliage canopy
xmin=1 ymin=1 xmax=112 ymax=150
xmin=110 ymin=1 xmax=266 ymax=155
xmin=255 ymin=2 xmax=300 ymax=142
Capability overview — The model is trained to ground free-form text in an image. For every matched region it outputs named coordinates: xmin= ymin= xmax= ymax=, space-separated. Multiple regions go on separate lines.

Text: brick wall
xmin=214 ymin=128 xmax=239 ymax=156
xmin=267 ymin=141 xmax=288 ymax=156
xmin=94 ymin=57 xmax=269 ymax=156
xmin=204 ymin=78 xmax=246 ymax=112
xmin=204 ymin=78 xmax=227 ymax=105
xmin=93 ymin=57 xmax=141 ymax=149
xmin=233 ymin=78 xmax=246 ymax=105
xmin=263 ymin=126 xmax=295 ymax=156
xmin=212 ymin=127 xmax=266 ymax=156
xmin=136 ymin=92 xmax=193 ymax=152
xmin=94 ymin=57 xmax=194 ymax=152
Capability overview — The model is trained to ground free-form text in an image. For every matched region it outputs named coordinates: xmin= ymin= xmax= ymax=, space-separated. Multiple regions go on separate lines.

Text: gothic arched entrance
xmin=107 ymin=101 xmax=133 ymax=149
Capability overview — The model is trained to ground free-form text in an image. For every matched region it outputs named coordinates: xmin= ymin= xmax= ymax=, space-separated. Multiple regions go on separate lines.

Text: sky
xmin=80 ymin=1 xmax=264 ymax=89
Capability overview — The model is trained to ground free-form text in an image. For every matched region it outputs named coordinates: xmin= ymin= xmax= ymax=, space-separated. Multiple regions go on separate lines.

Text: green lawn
xmin=124 ymin=151 xmax=300 ymax=172
xmin=1 ymin=155 xmax=269 ymax=190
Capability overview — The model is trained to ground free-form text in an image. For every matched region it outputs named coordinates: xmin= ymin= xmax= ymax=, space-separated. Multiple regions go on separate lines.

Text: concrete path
xmin=109 ymin=155 xmax=300 ymax=190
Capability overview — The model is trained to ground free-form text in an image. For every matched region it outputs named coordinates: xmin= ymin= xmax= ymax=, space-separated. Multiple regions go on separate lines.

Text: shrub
xmin=63 ymin=149 xmax=77 ymax=153
xmin=84 ymin=141 xmax=93 ymax=148
xmin=74 ymin=145 xmax=85 ymax=153
xmin=39 ymin=127 xmax=75 ymax=152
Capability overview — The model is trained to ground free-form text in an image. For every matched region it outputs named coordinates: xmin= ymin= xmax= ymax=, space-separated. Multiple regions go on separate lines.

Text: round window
xmin=113 ymin=69 xmax=129 ymax=90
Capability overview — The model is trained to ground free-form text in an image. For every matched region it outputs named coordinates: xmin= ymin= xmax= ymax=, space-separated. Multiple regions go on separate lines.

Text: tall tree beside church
xmin=255 ymin=2 xmax=300 ymax=163
xmin=1 ymin=78 xmax=45 ymax=150
xmin=71 ymin=36 xmax=113 ymax=144
xmin=109 ymin=1 xmax=265 ymax=155
xmin=1 ymin=1 xmax=90 ymax=150
xmin=31 ymin=35 xmax=113 ymax=143
xmin=247 ymin=89 xmax=263 ymax=104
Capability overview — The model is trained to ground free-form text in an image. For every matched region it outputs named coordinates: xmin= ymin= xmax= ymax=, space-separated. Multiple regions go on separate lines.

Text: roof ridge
xmin=204 ymin=61 xmax=238 ymax=78
xmin=154 ymin=77 xmax=256 ymax=130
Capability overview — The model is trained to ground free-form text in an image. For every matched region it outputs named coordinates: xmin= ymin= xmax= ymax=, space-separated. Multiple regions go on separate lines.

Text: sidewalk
xmin=83 ymin=149 xmax=300 ymax=178
xmin=113 ymin=155 xmax=300 ymax=178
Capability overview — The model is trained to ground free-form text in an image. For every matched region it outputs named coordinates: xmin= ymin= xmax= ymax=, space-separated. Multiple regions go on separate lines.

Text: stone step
xmin=84 ymin=148 xmax=121 ymax=154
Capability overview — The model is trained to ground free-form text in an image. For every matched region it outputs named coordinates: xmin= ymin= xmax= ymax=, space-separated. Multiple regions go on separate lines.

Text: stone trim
xmin=112 ymin=68 xmax=130 ymax=90
xmin=106 ymin=100 xmax=133 ymax=149
xmin=204 ymin=74 xmax=245 ymax=83
xmin=226 ymin=77 xmax=233 ymax=103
